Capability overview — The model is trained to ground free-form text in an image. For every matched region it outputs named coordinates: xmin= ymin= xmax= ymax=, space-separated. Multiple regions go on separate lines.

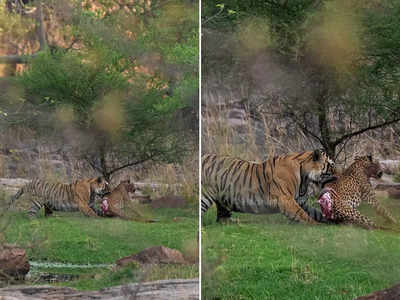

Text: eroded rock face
xmin=116 ymin=246 xmax=187 ymax=267
xmin=0 ymin=279 xmax=199 ymax=299
xmin=355 ymin=282 xmax=400 ymax=300
xmin=0 ymin=244 xmax=30 ymax=280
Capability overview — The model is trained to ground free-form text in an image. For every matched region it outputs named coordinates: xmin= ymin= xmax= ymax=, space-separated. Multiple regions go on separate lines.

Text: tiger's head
xmin=351 ymin=155 xmax=383 ymax=179
xmin=90 ymin=176 xmax=110 ymax=196
xmin=119 ymin=179 xmax=136 ymax=193
xmin=301 ymin=149 xmax=336 ymax=185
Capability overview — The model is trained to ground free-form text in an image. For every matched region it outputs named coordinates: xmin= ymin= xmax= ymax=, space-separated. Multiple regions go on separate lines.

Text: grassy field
xmin=202 ymin=197 xmax=400 ymax=300
xmin=1 ymin=204 xmax=198 ymax=290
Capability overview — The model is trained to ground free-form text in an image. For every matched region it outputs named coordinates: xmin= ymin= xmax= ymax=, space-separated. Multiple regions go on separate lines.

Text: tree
xmin=202 ymin=0 xmax=400 ymax=159
xmin=0 ymin=0 xmax=198 ymax=179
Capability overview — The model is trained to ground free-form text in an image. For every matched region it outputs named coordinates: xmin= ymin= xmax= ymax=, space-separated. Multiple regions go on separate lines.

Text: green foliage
xmin=19 ymin=50 xmax=127 ymax=127
xmin=202 ymin=0 xmax=400 ymax=156
xmin=203 ymin=0 xmax=319 ymax=55
xmin=138 ymin=1 xmax=199 ymax=110
xmin=121 ymin=83 xmax=189 ymax=164
xmin=1 ymin=0 xmax=199 ymax=172
xmin=202 ymin=198 xmax=400 ymax=299
xmin=0 ymin=3 xmax=35 ymax=40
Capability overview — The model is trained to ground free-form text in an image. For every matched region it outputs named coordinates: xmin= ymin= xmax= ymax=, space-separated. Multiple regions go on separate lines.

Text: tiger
xmin=201 ymin=149 xmax=335 ymax=224
xmin=9 ymin=177 xmax=110 ymax=217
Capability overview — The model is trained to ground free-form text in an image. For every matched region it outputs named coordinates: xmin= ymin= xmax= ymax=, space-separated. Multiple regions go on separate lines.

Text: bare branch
xmin=106 ymin=157 xmax=153 ymax=177
xmin=284 ymin=109 xmax=324 ymax=145
xmin=332 ymin=117 xmax=400 ymax=147
xmin=84 ymin=156 xmax=104 ymax=174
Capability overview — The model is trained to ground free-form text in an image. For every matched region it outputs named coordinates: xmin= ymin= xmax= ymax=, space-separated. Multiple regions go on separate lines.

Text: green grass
xmin=202 ymin=198 xmax=400 ymax=300
xmin=2 ymin=205 xmax=198 ymax=290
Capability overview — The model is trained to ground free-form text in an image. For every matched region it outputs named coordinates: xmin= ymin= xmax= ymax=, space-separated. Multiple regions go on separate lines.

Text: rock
xmin=375 ymin=183 xmax=400 ymax=191
xmin=0 ymin=279 xmax=199 ymax=299
xmin=0 ymin=178 xmax=30 ymax=185
xmin=372 ymin=174 xmax=400 ymax=191
xmin=116 ymin=246 xmax=187 ymax=267
xmin=388 ymin=188 xmax=400 ymax=199
xmin=355 ymin=282 xmax=400 ymax=300
xmin=380 ymin=160 xmax=400 ymax=175
xmin=0 ymin=244 xmax=30 ymax=280
xmin=0 ymin=178 xmax=30 ymax=195
xmin=133 ymin=195 xmax=152 ymax=204
xmin=150 ymin=195 xmax=187 ymax=209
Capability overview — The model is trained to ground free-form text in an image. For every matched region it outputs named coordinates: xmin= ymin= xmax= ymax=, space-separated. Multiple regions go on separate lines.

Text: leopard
xmin=319 ymin=155 xmax=397 ymax=229
xmin=99 ymin=179 xmax=155 ymax=222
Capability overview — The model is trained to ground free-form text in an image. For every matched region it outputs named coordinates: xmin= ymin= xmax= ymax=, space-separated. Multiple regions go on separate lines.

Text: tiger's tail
xmin=8 ymin=180 xmax=37 ymax=209
xmin=8 ymin=186 xmax=25 ymax=209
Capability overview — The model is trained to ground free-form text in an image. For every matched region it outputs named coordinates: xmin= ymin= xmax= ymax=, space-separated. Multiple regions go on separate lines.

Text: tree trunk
xmin=316 ymin=94 xmax=336 ymax=159
xmin=99 ymin=145 xmax=110 ymax=182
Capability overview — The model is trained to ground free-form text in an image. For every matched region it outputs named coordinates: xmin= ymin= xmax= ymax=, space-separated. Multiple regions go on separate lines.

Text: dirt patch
xmin=355 ymin=282 xmax=400 ymax=300
xmin=150 ymin=195 xmax=187 ymax=209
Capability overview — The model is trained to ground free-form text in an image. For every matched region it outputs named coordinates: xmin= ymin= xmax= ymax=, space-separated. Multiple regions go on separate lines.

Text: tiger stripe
xmin=9 ymin=177 xmax=109 ymax=217
xmin=201 ymin=149 xmax=335 ymax=224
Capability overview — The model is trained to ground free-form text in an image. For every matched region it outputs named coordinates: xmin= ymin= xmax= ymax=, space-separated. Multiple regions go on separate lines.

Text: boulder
xmin=133 ymin=195 xmax=152 ymax=204
xmin=150 ymin=195 xmax=187 ymax=209
xmin=374 ymin=187 xmax=400 ymax=199
xmin=388 ymin=188 xmax=400 ymax=199
xmin=116 ymin=246 xmax=187 ymax=267
xmin=0 ymin=244 xmax=30 ymax=280
xmin=372 ymin=174 xmax=400 ymax=191
xmin=380 ymin=160 xmax=400 ymax=175
xmin=355 ymin=282 xmax=400 ymax=300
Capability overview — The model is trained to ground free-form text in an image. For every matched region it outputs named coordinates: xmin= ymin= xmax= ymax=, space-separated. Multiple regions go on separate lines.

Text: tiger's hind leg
xmin=44 ymin=204 xmax=53 ymax=217
xmin=28 ymin=199 xmax=43 ymax=218
xmin=216 ymin=202 xmax=233 ymax=223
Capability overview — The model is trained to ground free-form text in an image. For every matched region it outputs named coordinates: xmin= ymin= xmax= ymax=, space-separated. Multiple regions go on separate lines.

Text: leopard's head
xmin=354 ymin=155 xmax=383 ymax=179
xmin=120 ymin=179 xmax=136 ymax=193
